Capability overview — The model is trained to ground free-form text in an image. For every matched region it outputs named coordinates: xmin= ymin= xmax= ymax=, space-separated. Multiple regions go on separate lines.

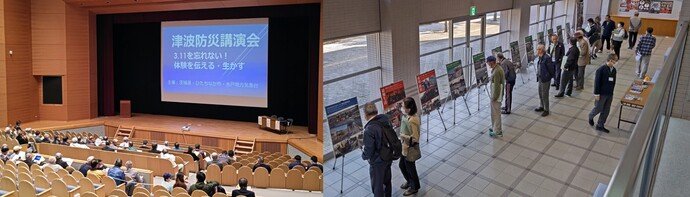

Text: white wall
xmin=322 ymin=0 xmax=380 ymax=40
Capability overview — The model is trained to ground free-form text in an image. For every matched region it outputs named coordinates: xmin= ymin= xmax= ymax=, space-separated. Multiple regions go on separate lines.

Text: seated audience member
xmin=9 ymin=145 xmax=24 ymax=162
xmin=94 ymin=137 xmax=103 ymax=146
xmin=288 ymin=155 xmax=304 ymax=170
xmin=228 ymin=150 xmax=236 ymax=163
xmin=101 ymin=141 xmax=115 ymax=151
xmin=108 ymin=159 xmax=126 ymax=185
xmin=70 ymin=137 xmax=90 ymax=149
xmin=193 ymin=144 xmax=202 ymax=154
xmin=139 ymin=140 xmax=150 ymax=149
xmin=206 ymin=152 xmax=224 ymax=169
xmin=23 ymin=152 xmax=35 ymax=166
xmin=160 ymin=172 xmax=175 ymax=192
xmin=87 ymin=159 xmax=106 ymax=181
xmin=43 ymin=157 xmax=62 ymax=172
xmin=149 ymin=144 xmax=161 ymax=154
xmin=38 ymin=134 xmax=49 ymax=143
xmin=308 ymin=156 xmax=323 ymax=172
xmin=186 ymin=146 xmax=200 ymax=161
xmin=119 ymin=137 xmax=130 ymax=148
xmin=187 ymin=172 xmax=221 ymax=195
xmin=50 ymin=136 xmax=60 ymax=144
xmin=16 ymin=131 xmax=28 ymax=145
xmin=218 ymin=151 xmax=231 ymax=164
xmin=126 ymin=142 xmax=137 ymax=151
xmin=158 ymin=141 xmax=170 ymax=151
xmin=173 ymin=173 xmax=187 ymax=190
xmin=231 ymin=178 xmax=256 ymax=197
xmin=0 ymin=147 xmax=9 ymax=162
xmin=61 ymin=137 xmax=70 ymax=146
xmin=172 ymin=142 xmax=184 ymax=151
xmin=109 ymin=139 xmax=118 ymax=149
xmin=160 ymin=149 xmax=185 ymax=172
xmin=252 ymin=156 xmax=272 ymax=173
xmin=55 ymin=152 xmax=68 ymax=169
xmin=80 ymin=156 xmax=95 ymax=176
xmin=124 ymin=160 xmax=143 ymax=183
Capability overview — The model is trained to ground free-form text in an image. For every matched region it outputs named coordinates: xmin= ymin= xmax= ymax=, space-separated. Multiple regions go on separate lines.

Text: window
xmin=323 ymin=33 xmax=382 ymax=107
xmin=484 ymin=10 xmax=511 ymax=56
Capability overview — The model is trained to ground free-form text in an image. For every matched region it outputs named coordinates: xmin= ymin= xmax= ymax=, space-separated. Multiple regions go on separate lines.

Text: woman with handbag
xmin=398 ymin=97 xmax=421 ymax=196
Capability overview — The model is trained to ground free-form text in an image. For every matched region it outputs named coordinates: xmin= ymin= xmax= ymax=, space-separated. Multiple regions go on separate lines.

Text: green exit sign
xmin=470 ymin=6 xmax=477 ymax=16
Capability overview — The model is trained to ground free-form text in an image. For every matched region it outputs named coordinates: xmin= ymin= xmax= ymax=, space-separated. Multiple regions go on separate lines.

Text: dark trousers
xmin=629 ymin=31 xmax=638 ymax=48
xmin=399 ymin=156 xmax=420 ymax=190
xmin=573 ymin=66 xmax=578 ymax=81
xmin=370 ymin=161 xmax=392 ymax=197
xmin=577 ymin=65 xmax=586 ymax=89
xmin=613 ymin=40 xmax=622 ymax=59
xmin=553 ymin=63 xmax=561 ymax=88
xmin=589 ymin=95 xmax=613 ymax=128
xmin=602 ymin=36 xmax=611 ymax=50
xmin=558 ymin=69 xmax=574 ymax=95
xmin=504 ymin=81 xmax=515 ymax=112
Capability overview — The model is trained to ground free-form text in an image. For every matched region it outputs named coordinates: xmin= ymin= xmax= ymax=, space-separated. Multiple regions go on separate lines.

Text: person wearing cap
xmin=80 ymin=156 xmax=95 ymax=176
xmin=575 ymin=30 xmax=591 ymax=90
xmin=9 ymin=146 xmax=25 ymax=162
xmin=160 ymin=172 xmax=175 ymax=192
xmin=487 ymin=56 xmax=504 ymax=137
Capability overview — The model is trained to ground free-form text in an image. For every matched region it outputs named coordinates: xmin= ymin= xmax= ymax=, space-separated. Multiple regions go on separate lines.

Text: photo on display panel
xmin=445 ymin=60 xmax=467 ymax=100
xmin=325 ymin=97 xmax=364 ymax=158
xmin=510 ymin=41 xmax=522 ymax=70
xmin=416 ymin=70 xmax=441 ymax=115
xmin=492 ymin=46 xmax=503 ymax=57
xmin=380 ymin=81 xmax=406 ymax=129
xmin=525 ymin=35 xmax=535 ymax=63
xmin=537 ymin=32 xmax=545 ymax=44
xmin=473 ymin=52 xmax=488 ymax=85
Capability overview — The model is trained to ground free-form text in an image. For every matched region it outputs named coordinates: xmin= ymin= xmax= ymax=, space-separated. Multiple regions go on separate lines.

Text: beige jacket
xmin=577 ymin=38 xmax=590 ymax=66
xmin=400 ymin=114 xmax=420 ymax=157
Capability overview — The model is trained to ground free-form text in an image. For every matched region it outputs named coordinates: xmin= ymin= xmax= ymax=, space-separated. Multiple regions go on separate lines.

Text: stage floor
xmin=23 ymin=114 xmax=322 ymax=158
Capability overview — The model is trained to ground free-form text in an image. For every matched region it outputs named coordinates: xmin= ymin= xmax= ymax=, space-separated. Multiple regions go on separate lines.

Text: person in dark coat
xmin=555 ymin=37 xmax=581 ymax=97
xmin=588 ymin=54 xmax=618 ymax=133
xmin=601 ymin=15 xmax=616 ymax=53
xmin=361 ymin=102 xmax=393 ymax=197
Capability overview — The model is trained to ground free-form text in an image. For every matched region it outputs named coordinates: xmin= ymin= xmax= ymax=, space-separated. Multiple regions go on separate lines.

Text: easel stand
xmin=425 ymin=108 xmax=447 ymax=142
xmin=450 ymin=96 xmax=472 ymax=125
xmin=476 ymin=83 xmax=490 ymax=111
xmin=339 ymin=153 xmax=346 ymax=193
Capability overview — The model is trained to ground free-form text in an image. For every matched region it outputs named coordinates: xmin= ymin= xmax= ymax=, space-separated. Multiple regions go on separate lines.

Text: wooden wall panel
xmin=32 ymin=0 xmax=67 ymax=120
xmin=65 ymin=4 xmax=92 ymax=120
xmin=611 ymin=16 xmax=678 ymax=37
xmin=5 ymin=0 xmax=38 ymax=124
xmin=37 ymin=76 xmax=67 ymax=120
xmin=259 ymin=142 xmax=282 ymax=153
xmin=0 ymin=1 xmax=8 ymax=126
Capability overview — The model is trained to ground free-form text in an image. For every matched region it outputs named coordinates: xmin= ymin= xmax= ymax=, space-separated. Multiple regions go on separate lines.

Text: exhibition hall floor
xmin=323 ymin=36 xmax=674 ymax=197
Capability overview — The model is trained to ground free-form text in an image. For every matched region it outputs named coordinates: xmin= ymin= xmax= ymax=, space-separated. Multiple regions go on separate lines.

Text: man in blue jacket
xmin=589 ymin=54 xmax=618 ymax=133
xmin=361 ymin=102 xmax=392 ymax=197
xmin=535 ymin=44 xmax=555 ymax=117
xmin=107 ymin=159 xmax=126 ymax=185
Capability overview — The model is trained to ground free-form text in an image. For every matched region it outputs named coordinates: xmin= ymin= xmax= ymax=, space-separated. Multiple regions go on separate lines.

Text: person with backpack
xmin=398 ymin=97 xmax=421 ymax=196
xmin=362 ymin=102 xmax=399 ymax=197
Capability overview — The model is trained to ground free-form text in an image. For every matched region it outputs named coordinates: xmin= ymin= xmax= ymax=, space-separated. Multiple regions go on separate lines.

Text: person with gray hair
xmin=361 ymin=102 xmax=393 ymax=197
xmin=588 ymin=54 xmax=619 ymax=133
xmin=628 ymin=11 xmax=642 ymax=49
xmin=79 ymin=156 xmax=95 ymax=176
xmin=124 ymin=160 xmax=143 ymax=183
xmin=535 ymin=43 xmax=555 ymax=117
xmin=43 ymin=156 xmax=61 ymax=172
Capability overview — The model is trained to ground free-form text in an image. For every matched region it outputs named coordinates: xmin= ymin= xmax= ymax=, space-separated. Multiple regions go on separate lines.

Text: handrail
xmin=604 ymin=21 xmax=689 ymax=196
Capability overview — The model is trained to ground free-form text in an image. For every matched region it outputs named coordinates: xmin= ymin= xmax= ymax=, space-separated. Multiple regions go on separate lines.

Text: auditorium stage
xmin=23 ymin=114 xmax=322 ymax=160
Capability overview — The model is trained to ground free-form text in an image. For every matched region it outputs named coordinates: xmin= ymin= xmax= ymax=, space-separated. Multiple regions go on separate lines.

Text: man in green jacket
xmin=487 ymin=56 xmax=505 ymax=137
